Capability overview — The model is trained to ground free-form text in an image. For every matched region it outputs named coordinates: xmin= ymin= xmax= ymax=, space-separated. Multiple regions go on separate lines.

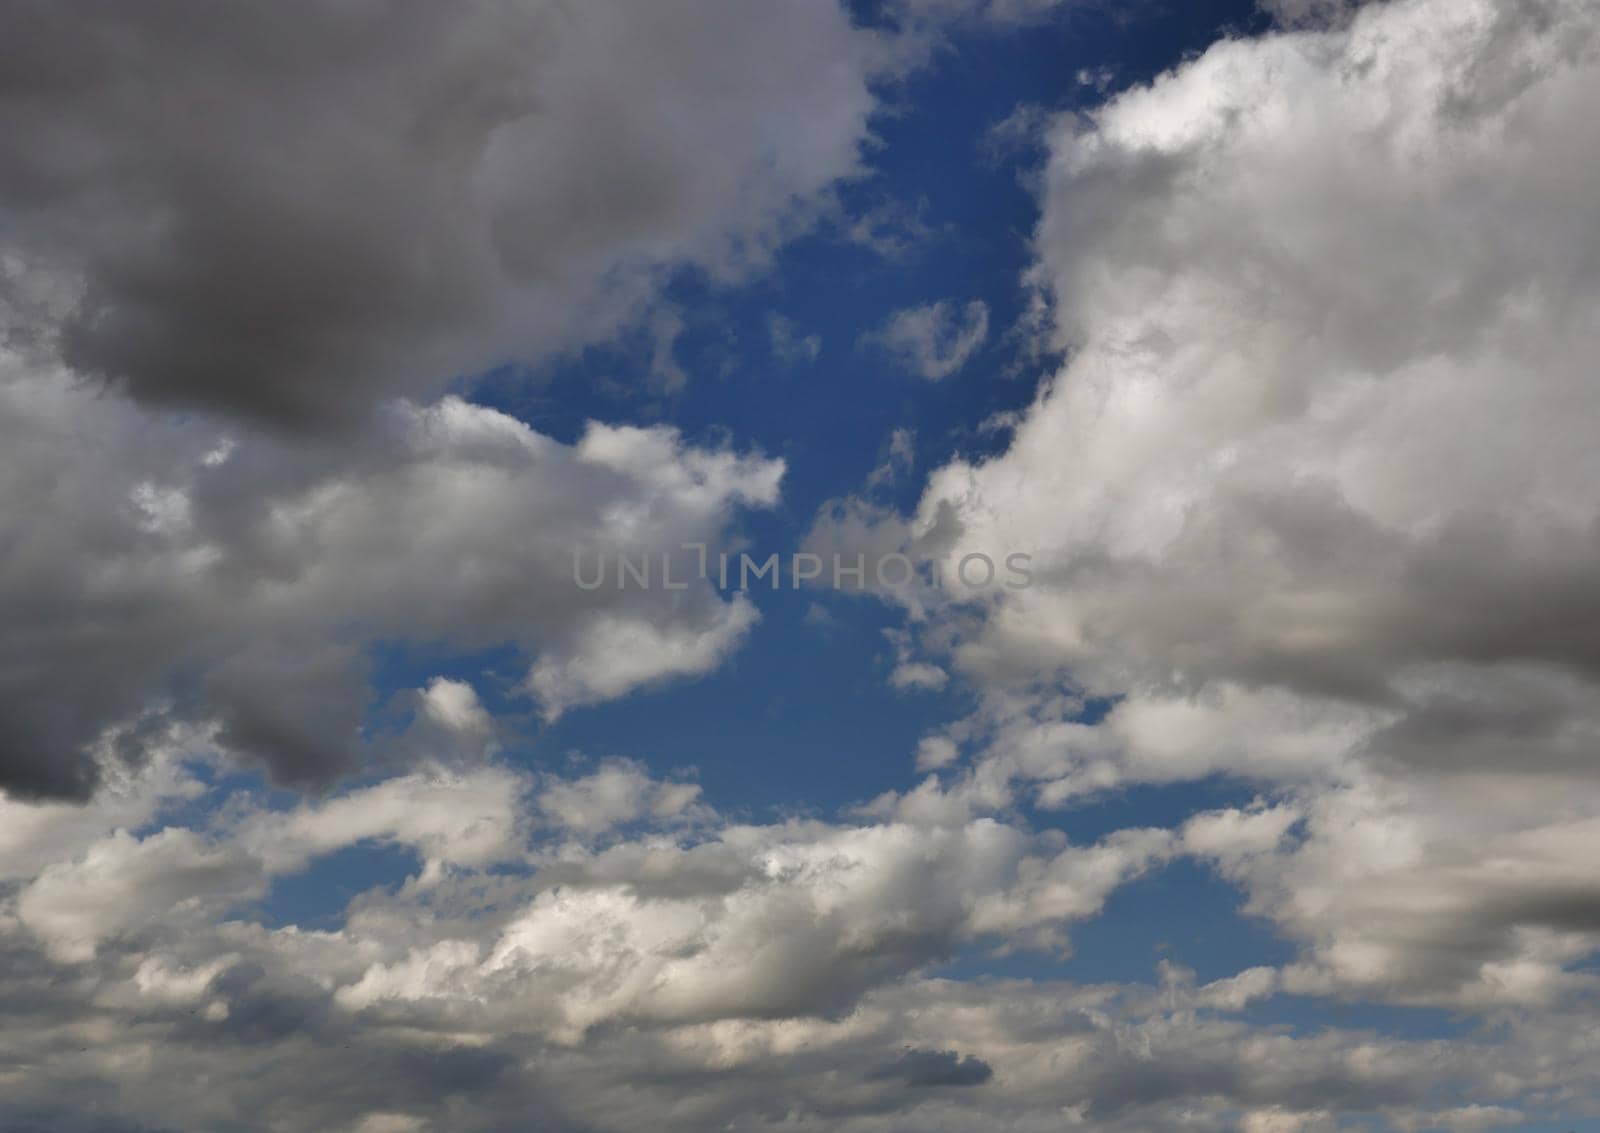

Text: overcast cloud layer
xmin=4 ymin=0 xmax=1600 ymax=1130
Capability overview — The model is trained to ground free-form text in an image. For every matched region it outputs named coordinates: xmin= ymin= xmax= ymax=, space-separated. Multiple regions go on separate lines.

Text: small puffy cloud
xmin=981 ymin=102 xmax=1055 ymax=165
xmin=1239 ymin=1110 xmax=1337 ymax=1133
xmin=415 ymin=678 xmax=493 ymax=738
xmin=865 ymin=427 xmax=917 ymax=491
xmin=528 ymin=595 xmax=761 ymax=720
xmin=885 ymin=628 xmax=950 ymax=693
xmin=890 ymin=662 xmax=950 ymax=692
xmin=767 ymin=313 xmax=822 ymax=367
xmin=866 ymin=299 xmax=989 ymax=380
xmin=1182 ymin=803 xmax=1301 ymax=864
xmin=917 ymin=735 xmax=961 ymax=771
xmin=349 ymin=1116 xmax=430 ymax=1133
xmin=341 ymin=817 xmax=1158 ymax=1038
xmin=534 ymin=759 xmax=705 ymax=837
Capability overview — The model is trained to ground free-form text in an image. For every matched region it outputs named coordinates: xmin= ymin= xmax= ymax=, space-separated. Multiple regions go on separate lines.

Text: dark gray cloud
xmin=869 ymin=1047 xmax=994 ymax=1087
xmin=0 ymin=0 xmax=880 ymax=428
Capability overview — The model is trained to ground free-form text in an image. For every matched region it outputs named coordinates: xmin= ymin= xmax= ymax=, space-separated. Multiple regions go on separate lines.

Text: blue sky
xmin=433 ymin=0 xmax=1283 ymax=989
xmin=452 ymin=0 xmax=1267 ymax=805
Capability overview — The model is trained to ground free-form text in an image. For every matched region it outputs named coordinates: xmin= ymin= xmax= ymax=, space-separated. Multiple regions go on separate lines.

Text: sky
xmin=2 ymin=1 xmax=1600 ymax=1131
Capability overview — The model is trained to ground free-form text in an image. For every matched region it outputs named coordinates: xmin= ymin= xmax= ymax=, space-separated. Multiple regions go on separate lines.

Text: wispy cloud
xmin=865 ymin=299 xmax=990 ymax=380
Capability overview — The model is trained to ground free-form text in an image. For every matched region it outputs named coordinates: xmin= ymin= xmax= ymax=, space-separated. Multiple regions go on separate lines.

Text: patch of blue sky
xmin=253 ymin=840 xmax=425 ymax=932
xmin=269 ymin=0 xmax=1302 ymax=980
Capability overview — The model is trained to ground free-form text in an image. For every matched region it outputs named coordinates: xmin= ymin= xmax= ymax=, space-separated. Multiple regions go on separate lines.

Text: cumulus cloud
xmin=0 ymin=355 xmax=782 ymax=798
xmin=533 ymin=758 xmax=706 ymax=836
xmin=866 ymin=299 xmax=990 ymax=380
xmin=842 ymin=0 xmax=1600 ymax=1009
xmin=415 ymin=678 xmax=494 ymax=739
xmin=0 ymin=0 xmax=882 ymax=428
xmin=17 ymin=827 xmax=260 ymax=963
xmin=0 ymin=736 xmax=1593 ymax=1131
xmin=335 ymin=816 xmax=1168 ymax=1038
xmin=767 ymin=312 xmax=823 ymax=368
xmin=0 ymin=745 xmax=1337 ymax=1132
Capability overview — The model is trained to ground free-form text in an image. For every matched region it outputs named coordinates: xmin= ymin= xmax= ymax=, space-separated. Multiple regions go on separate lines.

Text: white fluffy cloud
xmin=835 ymin=0 xmax=1600 ymax=1010
xmin=533 ymin=758 xmax=706 ymax=836
xmin=17 ymin=827 xmax=260 ymax=964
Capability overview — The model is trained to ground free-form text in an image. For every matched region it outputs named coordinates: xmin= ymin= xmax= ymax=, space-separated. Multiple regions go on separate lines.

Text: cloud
xmin=866 ymin=299 xmax=990 ymax=380
xmin=767 ymin=313 xmax=823 ymax=368
xmin=1259 ymin=0 xmax=1370 ymax=25
xmin=854 ymin=0 xmax=1600 ymax=1009
xmin=17 ymin=826 xmax=260 ymax=963
xmin=0 ymin=357 xmax=782 ymax=798
xmin=4 ymin=1 xmax=1600 ymax=1128
xmin=841 ymin=196 xmax=939 ymax=260
xmin=237 ymin=765 xmax=531 ymax=879
xmin=415 ymin=678 xmax=494 ymax=739
xmin=891 ymin=662 xmax=951 ymax=692
xmin=0 ymin=0 xmax=883 ymax=428
xmin=533 ymin=758 xmax=705 ymax=837
xmin=868 ymin=1048 xmax=994 ymax=1087
xmin=0 ymin=737 xmax=1596 ymax=1130
xmin=865 ymin=427 xmax=917 ymax=491
xmin=1196 ymin=777 xmax=1600 ymax=1008
xmin=980 ymin=101 xmax=1055 ymax=165
xmin=529 ymin=594 xmax=761 ymax=720
xmin=0 ymin=744 xmax=1247 ymax=1130
xmin=884 ymin=627 xmax=951 ymax=693
xmin=0 ymin=0 xmax=902 ymax=847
